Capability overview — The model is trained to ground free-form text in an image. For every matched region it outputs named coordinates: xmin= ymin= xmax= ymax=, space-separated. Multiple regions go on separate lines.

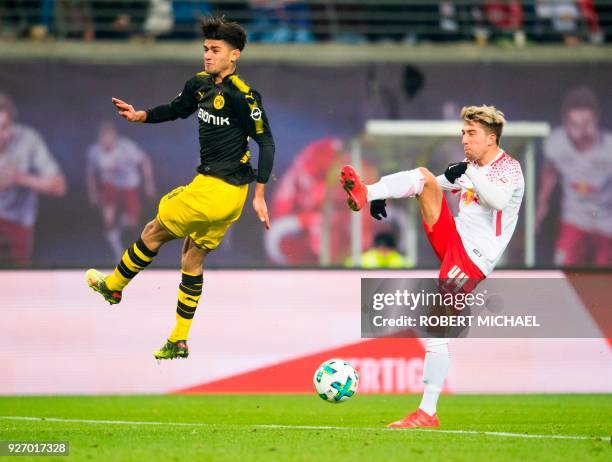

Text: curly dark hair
xmin=200 ymin=15 xmax=246 ymax=51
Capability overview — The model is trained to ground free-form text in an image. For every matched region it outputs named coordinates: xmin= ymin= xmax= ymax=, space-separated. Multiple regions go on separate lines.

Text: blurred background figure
xmin=536 ymin=86 xmax=612 ymax=267
xmin=86 ymin=121 xmax=156 ymax=261
xmin=535 ymin=0 xmax=602 ymax=45
xmin=0 ymin=0 xmax=53 ymax=40
xmin=1 ymin=0 xmax=609 ymax=45
xmin=0 ymin=0 xmax=147 ymax=41
xmin=0 ymin=93 xmax=66 ymax=266
xmin=91 ymin=1 xmax=148 ymax=39
xmin=438 ymin=1 xmax=473 ymax=42
xmin=143 ymin=0 xmax=174 ymax=39
xmin=352 ymin=231 xmax=413 ymax=269
xmin=265 ymin=137 xmax=375 ymax=266
xmin=55 ymin=0 xmax=96 ymax=40
xmin=481 ymin=0 xmax=524 ymax=45
xmin=248 ymin=0 xmax=313 ymax=43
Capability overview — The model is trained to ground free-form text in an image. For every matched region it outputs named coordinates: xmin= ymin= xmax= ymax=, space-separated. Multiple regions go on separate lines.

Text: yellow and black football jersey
xmin=145 ymin=72 xmax=274 ymax=186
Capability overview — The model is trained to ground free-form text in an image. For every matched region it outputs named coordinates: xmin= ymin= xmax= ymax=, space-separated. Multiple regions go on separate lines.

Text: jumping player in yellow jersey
xmin=86 ymin=16 xmax=275 ymax=360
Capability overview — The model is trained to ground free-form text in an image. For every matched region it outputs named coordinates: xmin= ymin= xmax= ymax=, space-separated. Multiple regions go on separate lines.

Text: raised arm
xmin=18 ymin=172 xmax=66 ymax=196
xmin=112 ymin=97 xmax=147 ymax=122
xmin=112 ymin=77 xmax=199 ymax=124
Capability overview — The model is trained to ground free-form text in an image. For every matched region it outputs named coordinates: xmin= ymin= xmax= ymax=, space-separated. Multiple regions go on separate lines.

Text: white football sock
xmin=418 ymin=338 xmax=450 ymax=416
xmin=366 ymin=169 xmax=425 ymax=202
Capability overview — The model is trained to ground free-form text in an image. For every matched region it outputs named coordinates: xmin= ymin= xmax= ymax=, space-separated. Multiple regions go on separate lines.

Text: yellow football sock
xmin=168 ymin=272 xmax=203 ymax=342
xmin=105 ymin=238 xmax=157 ymax=291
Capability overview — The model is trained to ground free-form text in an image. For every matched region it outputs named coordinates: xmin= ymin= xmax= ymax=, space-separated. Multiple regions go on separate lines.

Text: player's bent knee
xmin=418 ymin=167 xmax=437 ymax=187
xmin=140 ymin=218 xmax=173 ymax=250
xmin=141 ymin=219 xmax=159 ymax=238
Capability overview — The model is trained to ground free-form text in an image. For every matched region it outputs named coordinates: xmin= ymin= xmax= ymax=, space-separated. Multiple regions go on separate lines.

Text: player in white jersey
xmin=536 ymin=86 xmax=612 ymax=266
xmin=86 ymin=121 xmax=156 ymax=260
xmin=340 ymin=105 xmax=524 ymax=428
xmin=0 ymin=94 xmax=66 ymax=266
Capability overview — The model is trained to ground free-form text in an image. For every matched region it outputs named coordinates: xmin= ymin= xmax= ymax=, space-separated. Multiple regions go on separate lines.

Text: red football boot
xmin=387 ymin=408 xmax=440 ymax=429
xmin=340 ymin=165 xmax=368 ymax=211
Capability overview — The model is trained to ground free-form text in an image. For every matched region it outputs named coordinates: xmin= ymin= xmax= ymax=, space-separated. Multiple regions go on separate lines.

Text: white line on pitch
xmin=257 ymin=424 xmax=609 ymax=441
xmin=412 ymin=428 xmax=609 ymax=441
xmin=1 ymin=416 xmax=608 ymax=442
xmin=0 ymin=416 xmax=210 ymax=427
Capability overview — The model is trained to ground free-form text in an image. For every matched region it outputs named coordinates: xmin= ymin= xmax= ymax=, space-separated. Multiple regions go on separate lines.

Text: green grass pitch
xmin=0 ymin=394 xmax=610 ymax=461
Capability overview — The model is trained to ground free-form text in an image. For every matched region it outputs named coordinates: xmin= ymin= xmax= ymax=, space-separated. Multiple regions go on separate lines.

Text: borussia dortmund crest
xmin=213 ymin=94 xmax=225 ymax=110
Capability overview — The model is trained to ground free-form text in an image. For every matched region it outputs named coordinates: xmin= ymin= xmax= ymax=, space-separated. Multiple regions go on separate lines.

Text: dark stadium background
xmin=2 ymin=60 xmax=610 ymax=267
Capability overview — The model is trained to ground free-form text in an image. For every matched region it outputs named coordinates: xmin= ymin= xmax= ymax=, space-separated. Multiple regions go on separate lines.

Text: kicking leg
xmin=155 ymin=238 xmax=208 ymax=360
xmin=340 ymin=165 xmax=428 ymax=211
xmin=86 ymin=218 xmax=173 ymax=304
xmin=415 ymin=167 xmax=445 ymax=230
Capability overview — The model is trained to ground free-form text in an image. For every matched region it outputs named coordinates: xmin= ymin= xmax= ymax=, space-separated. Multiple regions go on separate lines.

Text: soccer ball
xmin=313 ymin=359 xmax=359 ymax=403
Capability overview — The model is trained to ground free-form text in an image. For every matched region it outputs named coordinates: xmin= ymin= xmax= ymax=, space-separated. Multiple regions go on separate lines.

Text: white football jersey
xmin=544 ymin=127 xmax=612 ymax=237
xmin=0 ymin=124 xmax=61 ymax=227
xmin=87 ymin=137 xmax=145 ymax=189
xmin=436 ymin=150 xmax=525 ymax=276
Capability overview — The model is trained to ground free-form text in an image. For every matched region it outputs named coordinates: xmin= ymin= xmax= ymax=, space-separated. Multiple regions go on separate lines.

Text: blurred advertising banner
xmin=0 ymin=61 xmax=611 ymax=268
xmin=0 ymin=270 xmax=610 ymax=395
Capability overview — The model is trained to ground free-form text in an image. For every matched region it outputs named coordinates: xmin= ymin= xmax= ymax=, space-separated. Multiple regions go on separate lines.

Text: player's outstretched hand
xmin=253 ymin=196 xmax=271 ymax=230
xmin=370 ymin=199 xmax=387 ymax=220
xmin=112 ymin=97 xmax=146 ymax=122
xmin=444 ymin=161 xmax=468 ymax=183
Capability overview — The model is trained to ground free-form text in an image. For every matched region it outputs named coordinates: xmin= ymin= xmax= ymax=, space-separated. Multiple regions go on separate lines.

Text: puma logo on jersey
xmin=198 ymin=108 xmax=230 ymax=126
